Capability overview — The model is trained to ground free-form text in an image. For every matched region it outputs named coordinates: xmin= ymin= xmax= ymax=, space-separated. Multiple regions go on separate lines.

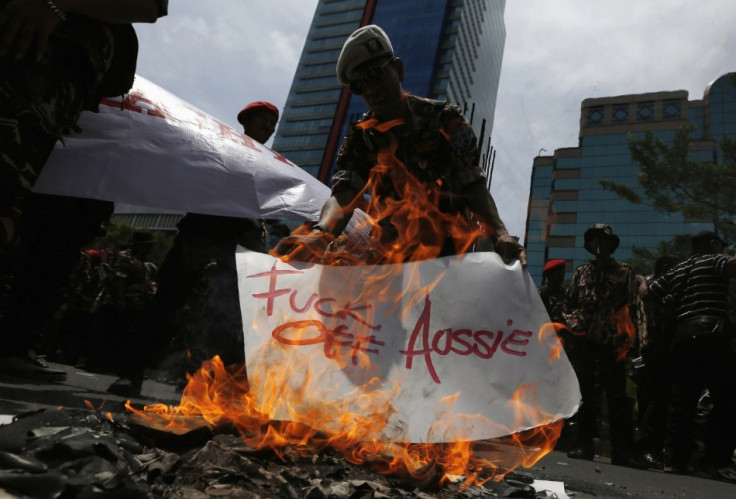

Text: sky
xmin=133 ymin=1 xmax=736 ymax=240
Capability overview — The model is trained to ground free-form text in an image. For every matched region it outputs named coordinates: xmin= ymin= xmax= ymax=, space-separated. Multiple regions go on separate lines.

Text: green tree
xmin=622 ymin=235 xmax=692 ymax=277
xmin=600 ymin=125 xmax=736 ymax=242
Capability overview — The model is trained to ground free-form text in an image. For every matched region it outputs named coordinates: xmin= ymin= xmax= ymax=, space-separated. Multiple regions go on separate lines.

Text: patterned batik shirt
xmin=563 ymin=259 xmax=639 ymax=347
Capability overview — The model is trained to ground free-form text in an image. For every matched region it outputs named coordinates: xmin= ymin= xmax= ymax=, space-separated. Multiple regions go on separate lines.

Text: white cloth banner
xmin=35 ymin=75 xmax=331 ymax=221
xmin=236 ymin=249 xmax=581 ymax=443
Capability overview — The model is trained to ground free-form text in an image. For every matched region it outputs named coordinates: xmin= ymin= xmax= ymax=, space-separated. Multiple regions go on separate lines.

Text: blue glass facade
xmin=524 ymin=73 xmax=736 ymax=284
xmin=272 ymin=0 xmax=506 ymax=182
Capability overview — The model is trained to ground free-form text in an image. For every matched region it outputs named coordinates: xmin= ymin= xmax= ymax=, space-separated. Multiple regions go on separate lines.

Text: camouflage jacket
xmin=563 ymin=259 xmax=639 ymax=347
xmin=538 ymin=283 xmax=567 ymax=324
xmin=100 ymin=249 xmax=156 ymax=310
xmin=331 ymin=94 xmax=485 ymax=215
xmin=65 ymin=251 xmax=106 ymax=312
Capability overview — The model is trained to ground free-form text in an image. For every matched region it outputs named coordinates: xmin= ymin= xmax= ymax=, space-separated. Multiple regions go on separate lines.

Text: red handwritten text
xmin=99 ymin=93 xmax=294 ymax=165
xmin=272 ymin=320 xmax=385 ymax=365
xmin=248 ymin=263 xmax=383 ymax=364
xmin=400 ymin=294 xmax=532 ymax=384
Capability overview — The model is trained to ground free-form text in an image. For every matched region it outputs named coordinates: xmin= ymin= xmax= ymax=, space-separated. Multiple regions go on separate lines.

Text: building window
xmin=547 ymin=236 xmax=576 ymax=248
xmin=612 ymin=104 xmax=629 ymax=123
xmin=553 ymin=168 xmax=580 ymax=179
xmin=636 ymin=101 xmax=654 ymax=121
xmin=587 ymin=106 xmax=604 ymax=125
xmin=551 ymin=190 xmax=579 ymax=201
xmin=663 ymin=99 xmax=681 ymax=119
xmin=553 ymin=212 xmax=577 ymax=224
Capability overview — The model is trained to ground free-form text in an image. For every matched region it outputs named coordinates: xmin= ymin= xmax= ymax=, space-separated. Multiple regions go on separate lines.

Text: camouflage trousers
xmin=0 ymin=35 xmax=114 ymax=254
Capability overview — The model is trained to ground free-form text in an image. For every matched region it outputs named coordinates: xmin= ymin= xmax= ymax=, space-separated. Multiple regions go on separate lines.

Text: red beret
xmin=543 ymin=259 xmax=566 ymax=273
xmin=237 ymin=101 xmax=279 ymax=124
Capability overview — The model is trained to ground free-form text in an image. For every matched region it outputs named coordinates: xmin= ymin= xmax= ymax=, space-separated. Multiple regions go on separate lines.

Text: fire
xmin=608 ymin=304 xmax=636 ymax=361
xmin=128 ymin=137 xmax=567 ymax=488
xmin=129 ymin=355 xmax=563 ymax=488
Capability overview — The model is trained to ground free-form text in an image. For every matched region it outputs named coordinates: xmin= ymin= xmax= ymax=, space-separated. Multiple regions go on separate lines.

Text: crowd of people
xmin=538 ymin=224 xmax=736 ymax=482
xmin=1 ymin=4 xmax=734 ymax=486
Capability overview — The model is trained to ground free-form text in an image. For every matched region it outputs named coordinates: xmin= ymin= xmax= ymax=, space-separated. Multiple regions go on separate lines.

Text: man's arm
xmin=55 ymin=0 xmax=167 ymax=23
xmin=0 ymin=0 xmax=166 ymax=60
xmin=464 ymin=181 xmax=526 ymax=266
xmin=314 ymin=189 xmax=358 ymax=236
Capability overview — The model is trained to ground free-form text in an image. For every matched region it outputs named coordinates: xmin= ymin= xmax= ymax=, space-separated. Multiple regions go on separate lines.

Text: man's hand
xmin=0 ymin=0 xmax=63 ymax=61
xmin=272 ymin=231 xmax=334 ymax=263
xmin=494 ymin=234 xmax=527 ymax=267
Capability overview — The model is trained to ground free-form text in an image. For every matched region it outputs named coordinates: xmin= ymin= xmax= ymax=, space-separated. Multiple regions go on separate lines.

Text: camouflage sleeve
xmin=332 ymin=124 xmax=370 ymax=196
xmin=112 ymin=250 xmax=132 ymax=278
xmin=438 ymin=103 xmax=484 ymax=187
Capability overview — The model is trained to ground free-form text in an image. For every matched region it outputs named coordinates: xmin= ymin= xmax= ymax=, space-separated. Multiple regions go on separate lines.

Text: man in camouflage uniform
xmin=277 ymin=25 xmax=525 ymax=266
xmin=563 ymin=223 xmax=645 ymax=468
xmin=0 ymin=0 xmax=168 ymax=381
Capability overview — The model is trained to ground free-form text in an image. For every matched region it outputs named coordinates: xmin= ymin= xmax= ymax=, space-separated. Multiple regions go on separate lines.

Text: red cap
xmin=543 ymin=259 xmax=566 ymax=273
xmin=237 ymin=101 xmax=279 ymax=125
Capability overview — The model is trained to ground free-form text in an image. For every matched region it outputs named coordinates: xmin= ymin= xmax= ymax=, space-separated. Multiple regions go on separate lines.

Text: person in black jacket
xmin=105 ymin=101 xmax=280 ymax=397
xmin=0 ymin=0 xmax=168 ymax=381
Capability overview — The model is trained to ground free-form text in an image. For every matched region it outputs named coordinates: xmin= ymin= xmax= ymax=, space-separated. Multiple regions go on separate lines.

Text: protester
xmin=88 ymin=231 xmax=157 ymax=376
xmin=639 ymin=231 xmax=736 ymax=481
xmin=563 ymin=223 xmax=646 ymax=469
xmin=105 ymin=101 xmax=280 ymax=396
xmin=276 ymin=25 xmax=525 ymax=266
xmin=50 ymin=247 xmax=110 ymax=365
xmin=0 ymin=0 xmax=169 ymax=381
xmin=633 ymin=255 xmax=679 ymax=470
xmin=539 ymin=260 xmax=568 ymax=323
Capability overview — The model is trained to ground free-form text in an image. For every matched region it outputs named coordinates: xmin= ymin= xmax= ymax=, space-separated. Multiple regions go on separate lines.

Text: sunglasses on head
xmin=349 ymin=58 xmax=395 ymax=95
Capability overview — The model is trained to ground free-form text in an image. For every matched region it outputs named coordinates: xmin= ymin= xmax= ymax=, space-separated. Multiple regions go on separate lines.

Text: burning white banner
xmin=34 ymin=75 xmax=330 ymax=221
xmin=237 ymin=249 xmax=581 ymax=443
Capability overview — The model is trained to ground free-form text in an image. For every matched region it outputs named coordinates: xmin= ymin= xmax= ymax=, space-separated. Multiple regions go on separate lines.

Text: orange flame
xmin=129 ymin=139 xmax=564 ymax=487
xmin=129 ymin=355 xmax=563 ymax=488
xmin=608 ymin=304 xmax=636 ymax=361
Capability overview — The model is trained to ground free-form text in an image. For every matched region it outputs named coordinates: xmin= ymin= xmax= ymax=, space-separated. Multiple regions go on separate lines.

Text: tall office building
xmin=272 ymin=0 xmax=506 ymax=184
xmin=525 ymin=73 xmax=736 ymax=283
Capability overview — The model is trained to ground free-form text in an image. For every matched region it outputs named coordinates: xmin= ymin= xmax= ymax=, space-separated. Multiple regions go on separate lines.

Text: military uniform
xmin=332 ymin=94 xmax=484 ymax=258
xmin=0 ymin=1 xmax=167 ymax=363
xmin=563 ymin=224 xmax=641 ymax=466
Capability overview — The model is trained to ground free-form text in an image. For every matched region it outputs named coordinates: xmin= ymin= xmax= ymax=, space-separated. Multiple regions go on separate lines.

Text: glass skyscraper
xmin=525 ymin=73 xmax=736 ymax=283
xmin=272 ymin=0 xmax=506 ymax=184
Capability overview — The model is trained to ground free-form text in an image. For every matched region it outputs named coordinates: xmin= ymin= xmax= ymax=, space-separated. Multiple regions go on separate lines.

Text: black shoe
xmin=695 ymin=465 xmax=736 ymax=483
xmin=107 ymin=377 xmax=142 ymax=397
xmin=0 ymin=355 xmax=67 ymax=381
xmin=567 ymin=447 xmax=594 ymax=461
xmin=611 ymin=454 xmax=650 ymax=470
xmin=639 ymin=452 xmax=664 ymax=470
xmin=670 ymin=464 xmax=693 ymax=475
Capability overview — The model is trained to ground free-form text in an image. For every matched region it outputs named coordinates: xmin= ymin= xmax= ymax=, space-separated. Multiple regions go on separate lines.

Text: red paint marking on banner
xmin=101 ymin=94 xmax=166 ymax=118
xmin=272 ymin=320 xmax=385 ymax=365
xmin=400 ymin=295 xmax=531 ymax=384
xmin=249 ymin=262 xmax=531 ymax=383
xmin=99 ymin=93 xmax=292 ymax=160
xmin=248 ymin=263 xmax=378 ymax=329
xmin=248 ymin=263 xmax=304 ymax=316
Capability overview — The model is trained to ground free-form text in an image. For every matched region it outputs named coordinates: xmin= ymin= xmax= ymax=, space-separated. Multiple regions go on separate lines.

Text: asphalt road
xmin=1 ymin=361 xmax=735 ymax=498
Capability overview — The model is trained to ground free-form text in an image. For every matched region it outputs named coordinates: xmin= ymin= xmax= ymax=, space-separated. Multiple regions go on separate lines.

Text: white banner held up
xmin=236 ymin=250 xmax=581 ymax=443
xmin=35 ymin=75 xmax=331 ymax=222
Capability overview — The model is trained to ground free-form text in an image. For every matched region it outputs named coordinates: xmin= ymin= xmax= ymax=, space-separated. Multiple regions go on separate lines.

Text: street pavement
xmin=1 ymin=361 xmax=735 ymax=498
